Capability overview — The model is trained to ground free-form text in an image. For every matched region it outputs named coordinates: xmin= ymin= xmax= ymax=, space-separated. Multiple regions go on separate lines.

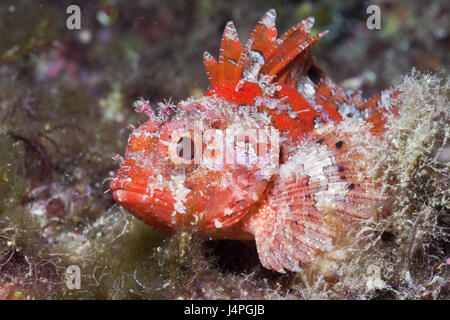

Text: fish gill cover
xmin=0 ymin=0 xmax=448 ymax=300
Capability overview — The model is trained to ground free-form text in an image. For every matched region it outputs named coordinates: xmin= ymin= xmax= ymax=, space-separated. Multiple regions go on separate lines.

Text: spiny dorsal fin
xmin=245 ymin=121 xmax=383 ymax=273
xmin=218 ymin=21 xmax=242 ymax=83
xmin=204 ymin=10 xmax=327 ymax=89
xmin=203 ymin=51 xmax=219 ymax=87
xmin=262 ymin=31 xmax=328 ymax=77
xmin=237 ymin=9 xmax=278 ymax=71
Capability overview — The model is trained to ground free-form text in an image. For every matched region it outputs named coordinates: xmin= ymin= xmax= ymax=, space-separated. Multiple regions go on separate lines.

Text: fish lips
xmin=110 ymin=178 xmax=179 ymax=232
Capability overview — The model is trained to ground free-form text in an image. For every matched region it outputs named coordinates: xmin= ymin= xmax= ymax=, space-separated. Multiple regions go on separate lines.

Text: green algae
xmin=0 ymin=1 xmax=60 ymax=64
xmin=0 ymin=135 xmax=25 ymax=214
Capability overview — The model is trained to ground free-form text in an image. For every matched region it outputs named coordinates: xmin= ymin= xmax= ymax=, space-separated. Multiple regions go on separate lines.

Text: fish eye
xmin=176 ymin=136 xmax=195 ymax=160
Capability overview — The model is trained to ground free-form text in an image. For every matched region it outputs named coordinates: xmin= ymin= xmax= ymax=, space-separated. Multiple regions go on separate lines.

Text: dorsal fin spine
xmin=205 ymin=11 xmax=327 ymax=91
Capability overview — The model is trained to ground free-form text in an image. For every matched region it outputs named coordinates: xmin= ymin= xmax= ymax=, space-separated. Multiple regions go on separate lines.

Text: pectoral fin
xmin=246 ymin=120 xmax=384 ymax=272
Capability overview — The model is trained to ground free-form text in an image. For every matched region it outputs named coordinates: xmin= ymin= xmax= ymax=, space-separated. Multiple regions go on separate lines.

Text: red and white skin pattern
xmin=245 ymin=119 xmax=384 ymax=273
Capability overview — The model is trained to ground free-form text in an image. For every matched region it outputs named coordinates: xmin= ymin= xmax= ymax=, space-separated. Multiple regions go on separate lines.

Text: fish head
xmin=110 ymin=95 xmax=280 ymax=236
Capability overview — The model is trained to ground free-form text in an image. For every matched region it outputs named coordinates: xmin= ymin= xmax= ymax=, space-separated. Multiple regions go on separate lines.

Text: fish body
xmin=110 ymin=10 xmax=398 ymax=272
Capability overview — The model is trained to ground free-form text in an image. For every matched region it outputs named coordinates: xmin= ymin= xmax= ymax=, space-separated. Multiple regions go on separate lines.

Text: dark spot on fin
xmin=307 ymin=65 xmax=322 ymax=85
xmin=317 ymin=138 xmax=324 ymax=145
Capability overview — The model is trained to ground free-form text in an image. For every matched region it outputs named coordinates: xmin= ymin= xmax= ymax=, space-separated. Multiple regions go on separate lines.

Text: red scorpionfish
xmin=111 ymin=10 xmax=399 ymax=273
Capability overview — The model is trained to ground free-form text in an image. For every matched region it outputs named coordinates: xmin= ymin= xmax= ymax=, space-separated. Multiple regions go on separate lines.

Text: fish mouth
xmin=110 ymin=178 xmax=148 ymax=195
xmin=110 ymin=178 xmax=178 ymax=231
xmin=110 ymin=178 xmax=175 ymax=209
